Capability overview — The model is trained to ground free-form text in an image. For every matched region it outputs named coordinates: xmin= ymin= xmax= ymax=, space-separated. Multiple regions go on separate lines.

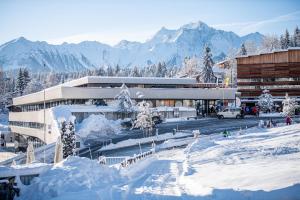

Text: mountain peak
xmin=181 ymin=21 xmax=209 ymax=30
xmin=0 ymin=20 xmax=264 ymax=72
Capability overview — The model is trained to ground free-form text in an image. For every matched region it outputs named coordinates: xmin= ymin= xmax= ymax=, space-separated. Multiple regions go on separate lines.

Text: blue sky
xmin=0 ymin=0 xmax=299 ymax=45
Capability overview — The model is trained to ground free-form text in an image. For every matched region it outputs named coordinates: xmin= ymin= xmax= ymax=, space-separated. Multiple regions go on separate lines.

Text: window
xmin=9 ymin=121 xmax=45 ymax=129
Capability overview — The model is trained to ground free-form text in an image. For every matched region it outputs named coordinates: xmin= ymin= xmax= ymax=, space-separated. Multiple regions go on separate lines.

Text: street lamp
xmin=43 ymin=63 xmax=46 ymax=163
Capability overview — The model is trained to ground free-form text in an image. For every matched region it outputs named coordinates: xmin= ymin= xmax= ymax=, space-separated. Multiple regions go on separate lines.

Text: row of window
xmin=16 ymin=99 xmax=100 ymax=112
xmin=79 ymin=83 xmax=220 ymax=89
xmin=9 ymin=121 xmax=45 ymax=129
xmin=238 ymin=77 xmax=300 ymax=83
xmin=238 ymin=85 xmax=300 ymax=90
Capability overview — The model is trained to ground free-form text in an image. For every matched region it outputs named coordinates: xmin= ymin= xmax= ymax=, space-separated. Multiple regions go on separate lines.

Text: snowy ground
xmin=15 ymin=123 xmax=300 ymax=200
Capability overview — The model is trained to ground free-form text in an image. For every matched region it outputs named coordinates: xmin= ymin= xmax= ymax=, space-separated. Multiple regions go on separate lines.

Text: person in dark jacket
xmin=286 ymin=116 xmax=292 ymax=125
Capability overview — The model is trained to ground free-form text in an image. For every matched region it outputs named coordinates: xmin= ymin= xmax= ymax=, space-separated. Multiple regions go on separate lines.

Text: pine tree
xmin=294 ymin=26 xmax=300 ymax=47
xmin=201 ymin=46 xmax=215 ymax=83
xmin=133 ymin=100 xmax=154 ymax=137
xmin=106 ymin=65 xmax=114 ymax=76
xmin=115 ymin=64 xmax=121 ymax=76
xmin=131 ymin=66 xmax=140 ymax=77
xmin=16 ymin=68 xmax=25 ymax=95
xmin=60 ymin=118 xmax=76 ymax=159
xmin=282 ymin=93 xmax=298 ymax=117
xmin=115 ymin=83 xmax=133 ymax=117
xmin=280 ymin=35 xmax=286 ymax=49
xmin=258 ymin=90 xmax=274 ymax=112
xmin=285 ymin=29 xmax=291 ymax=48
xmin=23 ymin=68 xmax=31 ymax=87
xmin=240 ymin=43 xmax=247 ymax=55
xmin=155 ymin=62 xmax=167 ymax=77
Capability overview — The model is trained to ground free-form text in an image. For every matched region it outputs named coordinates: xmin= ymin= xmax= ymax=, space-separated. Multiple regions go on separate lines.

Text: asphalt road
xmin=79 ymin=116 xmax=294 ymax=158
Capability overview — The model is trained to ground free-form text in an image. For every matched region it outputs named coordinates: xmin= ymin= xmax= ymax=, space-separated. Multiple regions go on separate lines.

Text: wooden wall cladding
xmin=237 ymin=49 xmax=300 ymax=98
xmin=236 ymin=49 xmax=300 ymax=65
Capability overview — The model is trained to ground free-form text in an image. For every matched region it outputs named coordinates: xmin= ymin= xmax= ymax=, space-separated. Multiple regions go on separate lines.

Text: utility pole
xmin=43 ymin=63 xmax=46 ymax=163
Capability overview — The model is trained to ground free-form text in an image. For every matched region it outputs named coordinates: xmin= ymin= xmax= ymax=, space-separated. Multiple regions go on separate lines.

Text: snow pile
xmin=16 ymin=124 xmax=300 ymax=200
xmin=19 ymin=157 xmax=124 ymax=200
xmin=76 ymin=114 xmax=121 ymax=139
xmin=123 ymin=124 xmax=300 ymax=199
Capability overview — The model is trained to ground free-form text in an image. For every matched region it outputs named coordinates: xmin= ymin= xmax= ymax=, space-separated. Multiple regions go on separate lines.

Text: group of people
xmin=242 ymin=105 xmax=260 ymax=117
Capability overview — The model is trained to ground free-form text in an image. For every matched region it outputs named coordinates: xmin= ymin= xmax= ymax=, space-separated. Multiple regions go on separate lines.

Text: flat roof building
xmin=9 ymin=76 xmax=237 ymax=145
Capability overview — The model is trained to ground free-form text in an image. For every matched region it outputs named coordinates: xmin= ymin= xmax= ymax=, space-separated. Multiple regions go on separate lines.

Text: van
xmin=217 ymin=108 xmax=244 ymax=119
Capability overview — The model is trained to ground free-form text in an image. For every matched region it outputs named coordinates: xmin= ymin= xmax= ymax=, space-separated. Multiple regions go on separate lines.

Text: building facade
xmin=9 ymin=76 xmax=237 ymax=145
xmin=237 ymin=48 xmax=300 ymax=105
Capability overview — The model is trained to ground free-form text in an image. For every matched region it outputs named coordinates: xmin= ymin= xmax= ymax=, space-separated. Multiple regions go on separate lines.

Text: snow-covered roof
xmin=235 ymin=47 xmax=300 ymax=59
xmin=63 ymin=76 xmax=204 ymax=87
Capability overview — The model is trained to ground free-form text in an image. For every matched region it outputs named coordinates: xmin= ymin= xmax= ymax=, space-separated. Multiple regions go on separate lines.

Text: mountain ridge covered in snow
xmin=0 ymin=21 xmax=264 ymax=72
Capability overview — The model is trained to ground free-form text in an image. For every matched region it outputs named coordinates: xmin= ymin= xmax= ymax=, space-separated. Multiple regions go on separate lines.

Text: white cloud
xmin=47 ymin=30 xmax=155 ymax=46
xmin=212 ymin=11 xmax=300 ymax=36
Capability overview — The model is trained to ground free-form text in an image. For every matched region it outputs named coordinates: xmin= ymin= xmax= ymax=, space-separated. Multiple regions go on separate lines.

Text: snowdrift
xmin=76 ymin=114 xmax=121 ymax=139
xmin=19 ymin=157 xmax=124 ymax=200
xmin=18 ymin=123 xmax=300 ymax=200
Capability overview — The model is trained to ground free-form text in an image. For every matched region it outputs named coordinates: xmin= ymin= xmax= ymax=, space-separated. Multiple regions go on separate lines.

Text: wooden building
xmin=236 ymin=48 xmax=300 ymax=103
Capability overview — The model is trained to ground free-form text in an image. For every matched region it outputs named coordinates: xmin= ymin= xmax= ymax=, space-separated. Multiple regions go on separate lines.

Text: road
xmin=79 ymin=116 xmax=294 ymax=159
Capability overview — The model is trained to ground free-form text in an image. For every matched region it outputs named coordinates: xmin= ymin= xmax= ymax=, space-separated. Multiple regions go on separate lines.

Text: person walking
xmin=286 ymin=116 xmax=292 ymax=125
xmin=252 ymin=106 xmax=257 ymax=117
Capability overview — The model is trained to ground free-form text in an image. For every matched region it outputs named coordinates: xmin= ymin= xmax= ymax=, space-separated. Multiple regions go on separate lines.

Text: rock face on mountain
xmin=0 ymin=21 xmax=264 ymax=72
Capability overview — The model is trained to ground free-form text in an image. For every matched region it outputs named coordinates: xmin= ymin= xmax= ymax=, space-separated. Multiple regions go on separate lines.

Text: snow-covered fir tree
xmin=201 ymin=46 xmax=215 ymax=83
xmin=23 ymin=68 xmax=31 ymax=86
xmin=115 ymin=83 xmax=133 ymax=117
xmin=280 ymin=29 xmax=291 ymax=49
xmin=155 ymin=62 xmax=167 ymax=77
xmin=131 ymin=66 xmax=141 ymax=77
xmin=240 ymin=43 xmax=247 ymax=55
xmin=285 ymin=29 xmax=291 ymax=48
xmin=133 ymin=100 xmax=154 ymax=136
xmin=293 ymin=26 xmax=300 ymax=47
xmin=16 ymin=68 xmax=26 ymax=95
xmin=282 ymin=93 xmax=298 ymax=116
xmin=258 ymin=90 xmax=274 ymax=112
xmin=60 ymin=118 xmax=76 ymax=159
xmin=280 ymin=35 xmax=286 ymax=49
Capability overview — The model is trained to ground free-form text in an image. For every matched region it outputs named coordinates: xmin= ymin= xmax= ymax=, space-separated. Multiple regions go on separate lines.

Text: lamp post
xmin=43 ymin=63 xmax=46 ymax=163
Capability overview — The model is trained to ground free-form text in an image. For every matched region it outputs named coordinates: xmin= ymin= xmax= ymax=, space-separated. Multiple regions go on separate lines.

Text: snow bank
xmin=259 ymin=112 xmax=283 ymax=117
xmin=16 ymin=124 xmax=300 ymax=200
xmin=100 ymin=131 xmax=192 ymax=151
xmin=76 ymin=114 xmax=121 ymax=139
xmin=121 ymin=124 xmax=300 ymax=199
xmin=19 ymin=157 xmax=124 ymax=200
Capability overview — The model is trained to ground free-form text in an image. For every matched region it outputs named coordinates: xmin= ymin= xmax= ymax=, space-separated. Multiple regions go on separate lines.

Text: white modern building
xmin=9 ymin=76 xmax=237 ymax=146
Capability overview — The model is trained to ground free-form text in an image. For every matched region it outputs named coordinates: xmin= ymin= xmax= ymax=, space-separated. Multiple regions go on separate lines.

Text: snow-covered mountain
xmin=0 ymin=21 xmax=264 ymax=72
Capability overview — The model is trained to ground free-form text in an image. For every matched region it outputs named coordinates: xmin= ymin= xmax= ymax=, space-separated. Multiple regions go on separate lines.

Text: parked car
xmin=217 ymin=108 xmax=244 ymax=119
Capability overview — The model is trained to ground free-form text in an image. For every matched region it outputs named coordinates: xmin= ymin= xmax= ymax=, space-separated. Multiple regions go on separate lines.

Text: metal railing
xmin=98 ymin=150 xmax=154 ymax=168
